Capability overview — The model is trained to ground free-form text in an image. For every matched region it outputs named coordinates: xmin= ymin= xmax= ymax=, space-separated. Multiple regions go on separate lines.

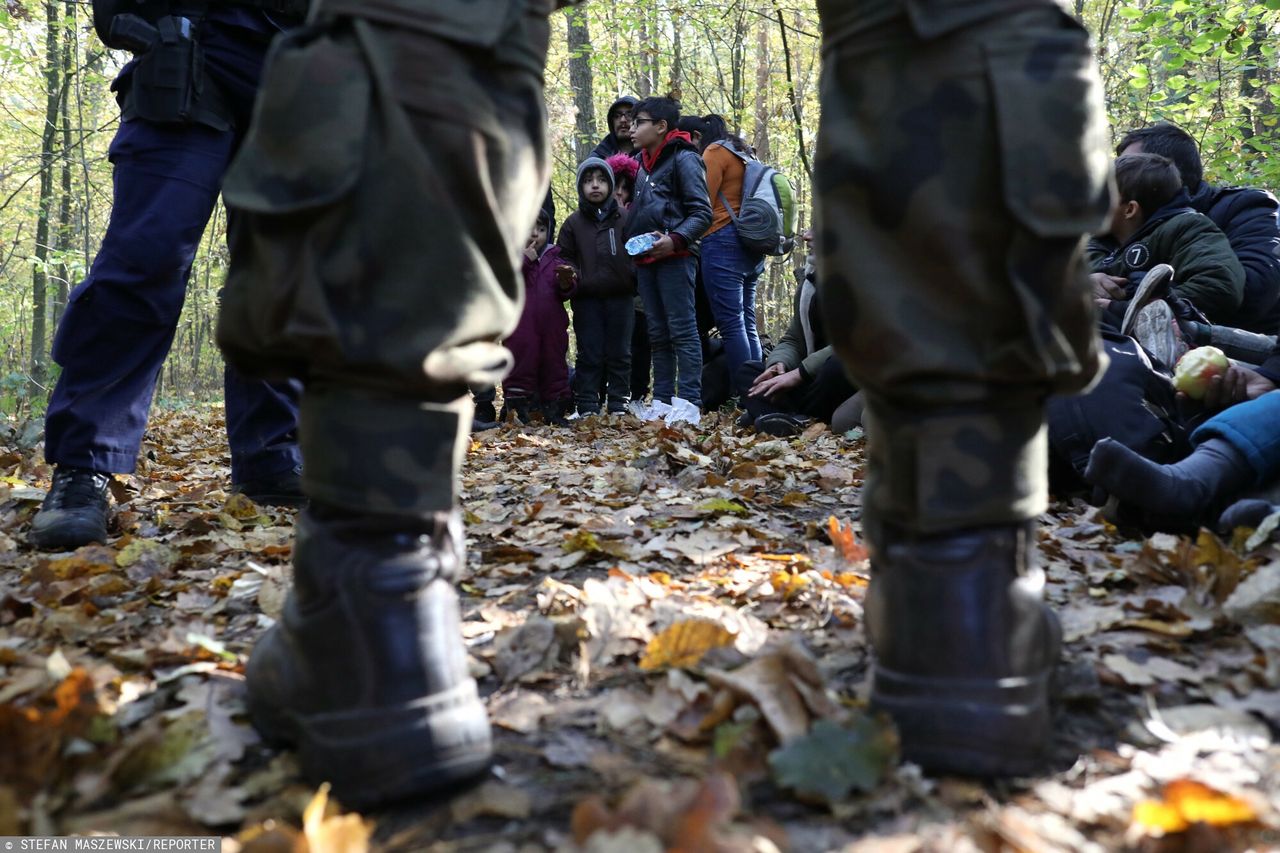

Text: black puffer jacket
xmin=1189 ymin=183 xmax=1280 ymax=334
xmin=624 ymin=131 xmax=713 ymax=256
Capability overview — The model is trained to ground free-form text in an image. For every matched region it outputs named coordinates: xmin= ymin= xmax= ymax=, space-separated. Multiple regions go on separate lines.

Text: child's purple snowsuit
xmin=505 ymin=244 xmax=576 ymax=402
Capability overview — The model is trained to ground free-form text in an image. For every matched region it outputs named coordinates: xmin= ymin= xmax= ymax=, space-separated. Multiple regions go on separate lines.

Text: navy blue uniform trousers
xmin=44 ymin=14 xmax=301 ymax=484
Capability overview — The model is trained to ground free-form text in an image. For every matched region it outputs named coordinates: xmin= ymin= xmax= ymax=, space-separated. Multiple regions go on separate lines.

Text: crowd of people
xmin=484 ymin=111 xmax=1280 ymax=544
xmin=477 ymin=96 xmax=844 ymax=435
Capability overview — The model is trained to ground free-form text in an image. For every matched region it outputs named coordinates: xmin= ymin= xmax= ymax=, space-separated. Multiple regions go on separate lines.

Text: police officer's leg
xmin=815 ymin=4 xmax=1107 ymax=774
xmin=217 ymin=9 xmax=551 ymax=806
xmin=202 ymin=19 xmax=305 ymax=503
xmin=34 ymin=118 xmax=236 ymax=550
xmin=223 ymin=369 xmax=302 ymax=502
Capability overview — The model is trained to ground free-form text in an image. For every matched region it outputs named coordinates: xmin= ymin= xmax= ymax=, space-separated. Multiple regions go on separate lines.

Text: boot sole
xmin=872 ymin=666 xmax=1052 ymax=777
xmin=28 ymin=517 xmax=109 ymax=551
xmin=250 ymin=680 xmax=493 ymax=809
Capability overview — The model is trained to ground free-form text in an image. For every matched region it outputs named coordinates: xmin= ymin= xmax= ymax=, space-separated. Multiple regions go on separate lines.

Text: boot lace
xmin=46 ymin=468 xmax=109 ymax=510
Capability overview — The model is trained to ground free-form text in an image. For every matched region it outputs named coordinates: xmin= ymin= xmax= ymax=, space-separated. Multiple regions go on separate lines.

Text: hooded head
xmin=606 ymin=153 xmax=639 ymax=207
xmin=606 ymin=96 xmax=639 ymax=142
xmin=577 ymin=157 xmax=617 ymax=218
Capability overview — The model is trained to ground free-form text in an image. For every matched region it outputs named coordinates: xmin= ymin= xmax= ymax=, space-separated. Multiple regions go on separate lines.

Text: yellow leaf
xmin=639 ymin=620 xmax=735 ymax=671
xmin=303 ymin=783 xmax=374 ymax=853
xmin=770 ymin=569 xmax=810 ymax=599
xmin=223 ymin=492 xmax=262 ymax=520
xmin=780 ymin=491 xmax=809 ymax=506
xmin=1133 ymin=779 xmax=1257 ymax=835
xmin=115 ymin=539 xmax=178 ymax=572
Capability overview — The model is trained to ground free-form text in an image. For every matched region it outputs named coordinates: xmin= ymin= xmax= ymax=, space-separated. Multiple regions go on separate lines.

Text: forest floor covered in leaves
xmin=2 ymin=406 xmax=1280 ymax=852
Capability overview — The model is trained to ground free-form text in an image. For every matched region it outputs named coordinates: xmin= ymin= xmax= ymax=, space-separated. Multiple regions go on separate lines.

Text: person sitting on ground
xmin=501 ymin=209 xmax=577 ymax=424
xmin=1089 ymin=153 xmax=1245 ymax=329
xmin=591 ymin=96 xmax=639 ymax=160
xmin=736 ymin=230 xmax=857 ymax=436
xmin=1118 ymin=122 xmax=1280 ymax=334
xmin=560 ymin=157 xmax=636 ymax=415
xmin=1086 ymin=341 xmax=1280 ymax=532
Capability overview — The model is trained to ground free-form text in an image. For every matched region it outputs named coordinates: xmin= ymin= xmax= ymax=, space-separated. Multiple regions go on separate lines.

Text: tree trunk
xmin=54 ymin=0 xmax=74 ymax=328
xmin=567 ymin=7 xmax=597 ymax=162
xmin=30 ymin=0 xmax=62 ymax=396
xmin=669 ymin=7 xmax=683 ymax=103
xmin=751 ymin=8 xmax=770 ymax=160
xmin=729 ymin=2 xmax=747 ymax=131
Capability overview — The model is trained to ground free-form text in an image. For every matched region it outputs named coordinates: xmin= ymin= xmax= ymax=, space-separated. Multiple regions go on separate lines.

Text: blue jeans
xmin=637 ymin=256 xmax=703 ymax=407
xmin=44 ymin=18 xmax=301 ymax=484
xmin=700 ymin=225 xmax=763 ymax=391
xmin=1193 ymin=390 xmax=1280 ymax=485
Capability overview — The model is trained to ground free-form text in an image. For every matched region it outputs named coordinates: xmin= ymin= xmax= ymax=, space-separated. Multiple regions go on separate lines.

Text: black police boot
xmin=246 ymin=509 xmax=492 ymax=808
xmin=866 ymin=523 xmax=1060 ymax=777
xmin=232 ymin=465 xmax=307 ymax=508
xmin=29 ymin=466 xmax=113 ymax=551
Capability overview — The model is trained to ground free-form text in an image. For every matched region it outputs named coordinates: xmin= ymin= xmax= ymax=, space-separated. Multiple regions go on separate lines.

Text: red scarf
xmin=641 ymin=130 xmax=693 ymax=172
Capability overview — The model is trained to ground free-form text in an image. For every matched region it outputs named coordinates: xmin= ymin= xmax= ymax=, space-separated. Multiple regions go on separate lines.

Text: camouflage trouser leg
xmin=814 ymin=5 xmax=1112 ymax=539
xmin=217 ymin=7 xmax=551 ymax=518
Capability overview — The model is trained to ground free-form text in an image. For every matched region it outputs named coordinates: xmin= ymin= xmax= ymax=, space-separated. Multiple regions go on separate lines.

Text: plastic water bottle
xmin=625 ymin=233 xmax=658 ymax=256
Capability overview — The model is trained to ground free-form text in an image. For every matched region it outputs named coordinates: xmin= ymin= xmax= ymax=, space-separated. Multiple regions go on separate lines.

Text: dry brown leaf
xmin=705 ymin=646 xmax=833 ymax=744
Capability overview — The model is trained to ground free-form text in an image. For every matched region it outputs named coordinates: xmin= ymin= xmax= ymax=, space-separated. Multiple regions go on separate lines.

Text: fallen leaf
xmin=493 ymin=616 xmax=558 ymax=683
xmin=303 ymin=783 xmax=374 ymax=852
xmin=449 ymin=780 xmax=532 ymax=823
xmin=1132 ymin=779 xmax=1258 ymax=834
xmin=768 ymin=716 xmax=898 ymax=803
xmin=828 ymin=516 xmax=869 ymax=563
xmin=640 ymin=620 xmax=735 ymax=670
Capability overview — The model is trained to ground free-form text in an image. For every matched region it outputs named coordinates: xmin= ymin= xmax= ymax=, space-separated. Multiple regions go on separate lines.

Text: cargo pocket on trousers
xmin=218 ymin=25 xmax=371 ymax=380
xmin=986 ymin=19 xmax=1112 ymax=239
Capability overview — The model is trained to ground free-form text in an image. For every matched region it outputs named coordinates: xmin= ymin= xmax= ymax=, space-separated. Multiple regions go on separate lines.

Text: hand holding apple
xmin=1173 ymin=346 xmax=1230 ymax=400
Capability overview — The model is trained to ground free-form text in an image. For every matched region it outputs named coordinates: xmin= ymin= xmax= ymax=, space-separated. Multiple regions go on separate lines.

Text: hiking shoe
xmin=1132 ymin=300 xmax=1188 ymax=371
xmin=29 ymin=466 xmax=113 ymax=551
xmin=247 ymin=510 xmax=492 ymax=809
xmin=473 ymin=400 xmax=497 ymax=424
xmin=233 ymin=465 xmax=306 ymax=508
xmin=1121 ymin=263 xmax=1175 ymax=337
xmin=754 ymin=412 xmax=813 ymax=437
xmin=1219 ymin=499 xmax=1280 ymax=537
xmin=866 ymin=523 xmax=1061 ymax=776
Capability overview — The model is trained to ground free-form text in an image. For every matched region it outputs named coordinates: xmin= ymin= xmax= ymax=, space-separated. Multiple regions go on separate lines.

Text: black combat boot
xmin=247 ymin=509 xmax=492 ymax=808
xmin=29 ymin=466 xmax=113 ymax=551
xmin=232 ymin=465 xmax=307 ymax=508
xmin=866 ymin=523 xmax=1061 ymax=777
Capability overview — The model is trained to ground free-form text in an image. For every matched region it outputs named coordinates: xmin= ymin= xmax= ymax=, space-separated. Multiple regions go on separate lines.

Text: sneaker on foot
xmin=754 ymin=412 xmax=813 ymax=437
xmin=29 ymin=466 xmax=113 ymax=551
xmin=1121 ymin=263 xmax=1175 ymax=337
xmin=1132 ymin=299 xmax=1188 ymax=370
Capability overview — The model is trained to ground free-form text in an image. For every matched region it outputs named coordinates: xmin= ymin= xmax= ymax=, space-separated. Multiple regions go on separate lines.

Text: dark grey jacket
xmin=624 ymin=133 xmax=713 ymax=256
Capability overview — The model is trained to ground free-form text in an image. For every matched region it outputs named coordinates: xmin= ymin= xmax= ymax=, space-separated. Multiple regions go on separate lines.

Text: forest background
xmin=1 ymin=0 xmax=1279 ymax=417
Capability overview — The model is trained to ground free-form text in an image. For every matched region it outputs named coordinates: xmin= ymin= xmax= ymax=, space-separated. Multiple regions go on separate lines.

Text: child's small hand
xmin=523 ymin=245 xmax=539 ymax=262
